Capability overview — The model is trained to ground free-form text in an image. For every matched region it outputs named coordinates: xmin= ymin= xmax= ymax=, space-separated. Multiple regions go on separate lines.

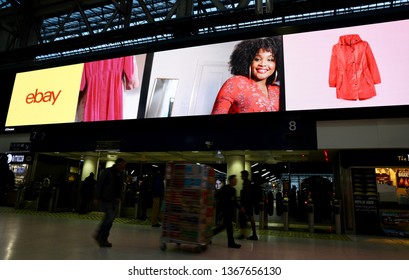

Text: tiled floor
xmin=1 ymin=207 xmax=408 ymax=260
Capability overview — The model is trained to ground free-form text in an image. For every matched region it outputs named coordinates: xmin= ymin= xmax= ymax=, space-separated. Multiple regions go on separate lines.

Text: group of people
xmin=216 ymin=170 xmax=260 ymax=249
xmin=91 ymin=158 xmax=261 ymax=250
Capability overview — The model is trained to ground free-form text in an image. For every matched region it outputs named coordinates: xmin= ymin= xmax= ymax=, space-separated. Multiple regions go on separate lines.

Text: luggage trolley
xmin=160 ymin=163 xmax=215 ymax=252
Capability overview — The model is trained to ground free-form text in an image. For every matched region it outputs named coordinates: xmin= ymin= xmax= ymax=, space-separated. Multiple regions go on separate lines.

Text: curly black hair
xmin=229 ymin=36 xmax=282 ymax=85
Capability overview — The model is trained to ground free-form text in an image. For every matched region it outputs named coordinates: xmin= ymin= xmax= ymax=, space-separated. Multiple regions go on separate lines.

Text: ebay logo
xmin=26 ymin=89 xmax=61 ymax=105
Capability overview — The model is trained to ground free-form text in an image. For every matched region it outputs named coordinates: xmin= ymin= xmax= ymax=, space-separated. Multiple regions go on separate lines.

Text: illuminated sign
xmin=397 ymin=170 xmax=409 ymax=178
xmin=397 ymin=155 xmax=409 ymax=162
xmin=6 ymin=153 xmax=33 ymax=164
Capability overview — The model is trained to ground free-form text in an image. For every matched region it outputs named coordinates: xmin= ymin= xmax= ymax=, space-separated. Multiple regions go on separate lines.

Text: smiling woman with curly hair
xmin=211 ymin=36 xmax=282 ymax=114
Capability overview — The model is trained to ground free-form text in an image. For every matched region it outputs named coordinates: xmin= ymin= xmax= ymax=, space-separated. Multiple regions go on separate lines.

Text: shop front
xmin=376 ymin=167 xmax=409 ymax=237
xmin=3 ymin=152 xmax=34 ymax=206
xmin=339 ymin=150 xmax=409 ymax=237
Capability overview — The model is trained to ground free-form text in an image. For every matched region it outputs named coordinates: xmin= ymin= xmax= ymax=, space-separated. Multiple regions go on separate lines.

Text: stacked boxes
xmin=162 ymin=163 xmax=215 ymax=244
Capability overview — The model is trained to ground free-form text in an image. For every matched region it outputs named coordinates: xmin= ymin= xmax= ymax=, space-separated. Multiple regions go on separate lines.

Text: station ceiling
xmin=1 ymin=0 xmax=407 ymax=68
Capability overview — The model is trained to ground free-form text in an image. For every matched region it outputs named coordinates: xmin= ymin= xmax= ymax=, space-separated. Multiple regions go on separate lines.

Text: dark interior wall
xmin=25 ymin=110 xmax=318 ymax=153
xmin=0 ymin=70 xmax=16 ymax=130
xmin=33 ymin=153 xmax=73 ymax=184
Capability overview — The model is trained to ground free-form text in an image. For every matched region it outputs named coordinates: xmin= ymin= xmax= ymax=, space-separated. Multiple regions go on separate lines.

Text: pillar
xmin=226 ymin=155 xmax=245 ymax=193
xmin=245 ymin=161 xmax=252 ymax=180
xmin=81 ymin=156 xmax=98 ymax=181
xmin=105 ymin=160 xmax=115 ymax=169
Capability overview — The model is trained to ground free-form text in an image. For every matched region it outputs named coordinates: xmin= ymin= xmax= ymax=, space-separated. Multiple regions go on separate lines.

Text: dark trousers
xmin=225 ymin=217 xmax=235 ymax=245
xmin=96 ymin=201 xmax=118 ymax=242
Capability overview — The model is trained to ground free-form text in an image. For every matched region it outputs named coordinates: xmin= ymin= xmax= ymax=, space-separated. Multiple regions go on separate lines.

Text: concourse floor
xmin=1 ymin=207 xmax=409 ymax=260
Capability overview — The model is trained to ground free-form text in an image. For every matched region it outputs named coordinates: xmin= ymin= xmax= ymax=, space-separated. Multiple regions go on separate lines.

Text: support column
xmin=226 ymin=155 xmax=245 ymax=193
xmin=245 ymin=161 xmax=252 ymax=180
xmin=81 ymin=156 xmax=98 ymax=181
xmin=105 ymin=160 xmax=115 ymax=169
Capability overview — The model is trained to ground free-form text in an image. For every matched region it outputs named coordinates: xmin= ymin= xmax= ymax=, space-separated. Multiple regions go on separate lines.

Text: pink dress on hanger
xmin=80 ymin=56 xmax=136 ymax=122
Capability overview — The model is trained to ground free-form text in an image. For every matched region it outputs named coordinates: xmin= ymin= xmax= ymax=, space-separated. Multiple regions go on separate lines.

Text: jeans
xmin=96 ymin=200 xmax=118 ymax=242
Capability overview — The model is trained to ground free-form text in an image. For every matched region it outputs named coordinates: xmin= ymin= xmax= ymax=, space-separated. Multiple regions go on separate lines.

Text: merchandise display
xmin=160 ymin=163 xmax=215 ymax=252
xmin=351 ymin=168 xmax=380 ymax=235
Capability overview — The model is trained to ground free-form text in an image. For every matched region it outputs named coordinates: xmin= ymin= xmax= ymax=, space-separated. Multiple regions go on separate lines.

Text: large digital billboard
xmin=4 ymin=19 xmax=409 ymax=128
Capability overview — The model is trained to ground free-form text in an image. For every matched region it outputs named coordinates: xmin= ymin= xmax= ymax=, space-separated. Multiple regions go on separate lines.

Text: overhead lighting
xmin=254 ymin=170 xmax=260 ymax=174
xmin=215 ymin=150 xmax=224 ymax=159
xmin=251 ymin=163 xmax=259 ymax=167
xmin=152 ymin=164 xmax=158 ymax=168
xmin=214 ymin=168 xmax=227 ymax=175
xmin=261 ymin=171 xmax=270 ymax=177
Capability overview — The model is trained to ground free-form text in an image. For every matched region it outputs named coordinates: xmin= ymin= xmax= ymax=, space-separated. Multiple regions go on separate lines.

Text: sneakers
xmin=247 ymin=235 xmax=259 ymax=240
xmin=228 ymin=243 xmax=241 ymax=249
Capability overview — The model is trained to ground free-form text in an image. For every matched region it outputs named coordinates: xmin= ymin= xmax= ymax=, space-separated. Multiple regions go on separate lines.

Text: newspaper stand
xmin=160 ymin=163 xmax=215 ymax=252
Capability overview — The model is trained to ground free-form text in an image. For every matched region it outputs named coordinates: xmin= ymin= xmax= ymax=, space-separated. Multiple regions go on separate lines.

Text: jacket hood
xmin=338 ymin=34 xmax=362 ymax=46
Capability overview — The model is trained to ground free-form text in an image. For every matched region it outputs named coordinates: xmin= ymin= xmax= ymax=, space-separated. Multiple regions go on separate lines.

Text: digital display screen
xmin=284 ymin=19 xmax=409 ymax=111
xmin=5 ymin=19 xmax=409 ymax=127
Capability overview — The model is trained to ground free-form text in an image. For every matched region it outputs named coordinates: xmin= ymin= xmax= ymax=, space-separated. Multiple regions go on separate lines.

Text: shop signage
xmin=9 ymin=142 xmax=31 ymax=152
xmin=6 ymin=153 xmax=34 ymax=164
xmin=397 ymin=170 xmax=409 ymax=178
xmin=397 ymin=154 xmax=409 ymax=162
xmin=95 ymin=141 xmax=121 ymax=152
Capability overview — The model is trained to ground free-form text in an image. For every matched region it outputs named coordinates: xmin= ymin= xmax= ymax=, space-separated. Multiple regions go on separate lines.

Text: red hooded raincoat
xmin=329 ymin=34 xmax=381 ymax=100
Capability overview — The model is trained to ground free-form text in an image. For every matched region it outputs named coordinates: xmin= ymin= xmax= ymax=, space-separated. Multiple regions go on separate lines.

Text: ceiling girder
xmin=137 ymin=0 xmax=155 ymax=23
xmin=77 ymin=0 xmax=95 ymax=35
xmin=102 ymin=8 xmax=120 ymax=32
xmin=0 ymin=0 xmax=407 ymax=68
xmin=50 ymin=4 xmax=76 ymax=42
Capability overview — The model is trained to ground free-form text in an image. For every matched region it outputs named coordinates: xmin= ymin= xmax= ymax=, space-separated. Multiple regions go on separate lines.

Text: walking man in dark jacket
xmin=93 ymin=158 xmax=126 ymax=247
xmin=240 ymin=170 xmax=259 ymax=240
xmin=217 ymin=175 xmax=244 ymax=248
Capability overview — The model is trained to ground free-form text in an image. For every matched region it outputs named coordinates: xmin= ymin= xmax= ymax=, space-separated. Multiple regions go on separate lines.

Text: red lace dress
xmin=80 ymin=56 xmax=135 ymax=122
xmin=211 ymin=76 xmax=280 ymax=114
